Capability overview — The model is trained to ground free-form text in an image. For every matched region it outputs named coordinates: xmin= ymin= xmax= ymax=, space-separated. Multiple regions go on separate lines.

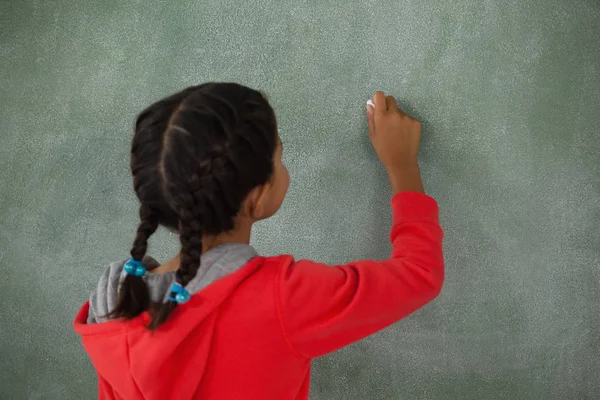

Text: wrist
xmin=385 ymin=162 xmax=424 ymax=194
xmin=385 ymin=160 xmax=419 ymax=176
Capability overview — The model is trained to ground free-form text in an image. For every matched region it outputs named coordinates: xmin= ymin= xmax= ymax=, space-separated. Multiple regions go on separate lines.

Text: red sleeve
xmin=276 ymin=192 xmax=444 ymax=358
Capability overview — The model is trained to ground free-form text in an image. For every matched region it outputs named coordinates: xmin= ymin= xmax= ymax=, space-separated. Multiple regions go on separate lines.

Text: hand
xmin=367 ymin=92 xmax=424 ymax=194
xmin=367 ymin=91 xmax=421 ymax=169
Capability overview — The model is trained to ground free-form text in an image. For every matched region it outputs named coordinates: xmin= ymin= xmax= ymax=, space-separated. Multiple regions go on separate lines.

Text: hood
xmin=74 ymin=243 xmax=258 ymax=399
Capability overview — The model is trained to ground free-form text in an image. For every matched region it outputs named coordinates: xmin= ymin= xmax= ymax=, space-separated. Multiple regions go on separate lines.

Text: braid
xmin=177 ymin=176 xmax=204 ymax=286
xmin=131 ymin=204 xmax=159 ymax=260
xmin=149 ymin=179 xmax=204 ymax=328
xmin=110 ymin=204 xmax=158 ymax=319
xmin=175 ymin=210 xmax=203 ymax=285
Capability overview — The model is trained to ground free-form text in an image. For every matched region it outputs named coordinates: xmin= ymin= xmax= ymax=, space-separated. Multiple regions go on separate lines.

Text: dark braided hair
xmin=110 ymin=83 xmax=278 ymax=329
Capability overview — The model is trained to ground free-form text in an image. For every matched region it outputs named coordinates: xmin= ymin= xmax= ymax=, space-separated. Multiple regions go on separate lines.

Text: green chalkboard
xmin=1 ymin=1 xmax=599 ymax=399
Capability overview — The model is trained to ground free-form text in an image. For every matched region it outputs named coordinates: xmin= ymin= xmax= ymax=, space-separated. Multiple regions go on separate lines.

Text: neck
xmin=154 ymin=219 xmax=253 ymax=274
xmin=203 ymin=224 xmax=252 ymax=251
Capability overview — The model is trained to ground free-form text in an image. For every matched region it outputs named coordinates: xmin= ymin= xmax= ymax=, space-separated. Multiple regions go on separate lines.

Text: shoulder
xmin=258 ymin=254 xmax=295 ymax=271
xmin=255 ymin=254 xmax=331 ymax=285
xmin=236 ymin=254 xmax=297 ymax=284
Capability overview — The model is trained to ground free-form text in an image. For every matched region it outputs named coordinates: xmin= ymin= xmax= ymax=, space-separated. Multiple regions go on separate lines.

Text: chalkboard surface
xmin=1 ymin=1 xmax=599 ymax=399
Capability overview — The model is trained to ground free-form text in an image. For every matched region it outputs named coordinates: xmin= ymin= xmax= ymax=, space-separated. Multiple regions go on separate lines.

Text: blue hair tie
xmin=168 ymin=282 xmax=191 ymax=304
xmin=124 ymin=258 xmax=146 ymax=277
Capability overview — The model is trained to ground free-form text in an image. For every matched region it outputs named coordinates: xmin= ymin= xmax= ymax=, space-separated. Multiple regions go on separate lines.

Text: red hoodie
xmin=74 ymin=192 xmax=444 ymax=399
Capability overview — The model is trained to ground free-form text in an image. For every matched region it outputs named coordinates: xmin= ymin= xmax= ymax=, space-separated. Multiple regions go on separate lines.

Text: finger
xmin=386 ymin=95 xmax=399 ymax=112
xmin=396 ymin=104 xmax=409 ymax=117
xmin=366 ymin=104 xmax=375 ymax=136
xmin=373 ymin=91 xmax=387 ymax=115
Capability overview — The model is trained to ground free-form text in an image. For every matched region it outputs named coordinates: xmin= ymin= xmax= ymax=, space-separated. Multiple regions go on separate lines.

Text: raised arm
xmin=276 ymin=93 xmax=444 ymax=358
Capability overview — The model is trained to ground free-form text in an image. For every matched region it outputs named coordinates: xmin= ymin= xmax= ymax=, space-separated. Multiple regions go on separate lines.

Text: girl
xmin=74 ymin=83 xmax=444 ymax=399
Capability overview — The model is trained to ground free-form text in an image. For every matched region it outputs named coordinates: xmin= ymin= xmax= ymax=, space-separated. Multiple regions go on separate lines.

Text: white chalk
xmin=367 ymin=99 xmax=374 ymax=108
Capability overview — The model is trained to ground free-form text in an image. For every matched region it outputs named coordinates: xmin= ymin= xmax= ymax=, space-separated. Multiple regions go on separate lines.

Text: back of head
xmin=111 ymin=83 xmax=278 ymax=329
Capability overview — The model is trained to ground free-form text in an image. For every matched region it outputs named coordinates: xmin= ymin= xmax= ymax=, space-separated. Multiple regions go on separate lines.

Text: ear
xmin=241 ymin=182 xmax=271 ymax=220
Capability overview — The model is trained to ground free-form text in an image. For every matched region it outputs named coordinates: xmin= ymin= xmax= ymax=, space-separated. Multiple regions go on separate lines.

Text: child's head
xmin=112 ymin=82 xmax=289 ymax=327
